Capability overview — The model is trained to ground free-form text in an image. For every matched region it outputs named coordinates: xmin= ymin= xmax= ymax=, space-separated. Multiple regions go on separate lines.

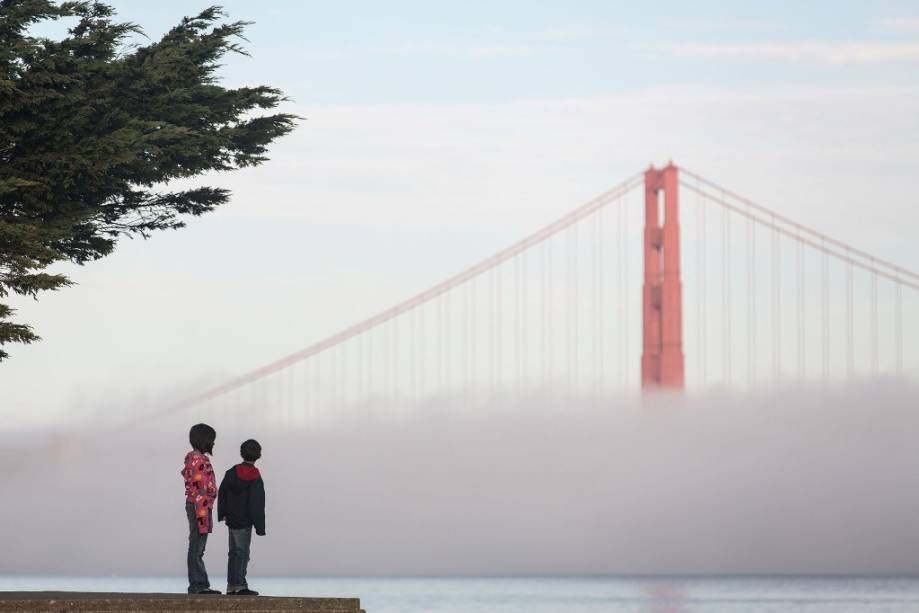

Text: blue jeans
xmin=227 ymin=526 xmax=253 ymax=592
xmin=186 ymin=503 xmax=210 ymax=593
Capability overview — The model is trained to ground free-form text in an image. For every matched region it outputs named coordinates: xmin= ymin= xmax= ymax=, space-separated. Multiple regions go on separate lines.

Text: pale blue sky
xmin=7 ymin=1 xmax=919 ymax=426
xmin=100 ymin=1 xmax=919 ymax=103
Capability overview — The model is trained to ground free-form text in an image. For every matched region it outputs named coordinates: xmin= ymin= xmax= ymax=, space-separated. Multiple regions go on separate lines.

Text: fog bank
xmin=3 ymin=380 xmax=919 ymax=576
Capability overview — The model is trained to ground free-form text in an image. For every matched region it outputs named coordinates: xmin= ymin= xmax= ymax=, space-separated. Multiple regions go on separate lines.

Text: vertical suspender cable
xmin=521 ymin=253 xmax=528 ymax=392
xmin=342 ymin=344 xmax=348 ymax=412
xmin=846 ymin=250 xmax=854 ymax=377
xmin=751 ymin=210 xmax=757 ymax=385
xmin=303 ymin=356 xmax=319 ymax=426
xmin=364 ymin=331 xmax=369 ymax=408
xmin=697 ymin=183 xmax=703 ymax=389
xmin=700 ymin=189 xmax=707 ymax=387
xmin=424 ymin=304 xmax=429 ymax=399
xmin=360 ymin=332 xmax=367 ymax=406
xmin=315 ymin=353 xmax=321 ymax=421
xmin=471 ymin=277 xmax=477 ymax=396
xmin=438 ymin=295 xmax=444 ymax=391
xmin=547 ymin=237 xmax=553 ymax=397
xmin=515 ymin=256 xmax=522 ymax=394
xmin=773 ymin=214 xmax=780 ymax=384
xmin=328 ymin=346 xmax=335 ymax=414
xmin=311 ymin=351 xmax=317 ymax=420
xmin=600 ymin=205 xmax=606 ymax=392
xmin=271 ymin=369 xmax=279 ymax=423
xmin=290 ymin=363 xmax=295 ymax=421
xmin=619 ymin=189 xmax=631 ymax=388
xmin=340 ymin=345 xmax=345 ymax=413
xmin=496 ymin=265 xmax=503 ymax=398
xmin=822 ymin=243 xmax=829 ymax=381
xmin=565 ymin=228 xmax=573 ymax=394
xmin=489 ymin=270 xmax=496 ymax=396
xmin=335 ymin=345 xmax=341 ymax=413
xmin=541 ymin=241 xmax=548 ymax=391
xmin=797 ymin=232 xmax=804 ymax=380
xmin=565 ymin=232 xmax=572 ymax=392
xmin=367 ymin=330 xmax=374 ymax=401
xmin=291 ymin=364 xmax=297 ymax=422
xmin=382 ymin=322 xmax=388 ymax=410
xmin=346 ymin=341 xmax=351 ymax=412
xmin=330 ymin=346 xmax=336 ymax=414
xmin=394 ymin=312 xmax=400 ymax=406
xmin=439 ymin=298 xmax=444 ymax=394
xmin=418 ymin=306 xmax=425 ymax=401
xmin=443 ymin=290 xmax=450 ymax=391
xmin=573 ymin=222 xmax=579 ymax=395
xmin=619 ymin=192 xmax=626 ymax=388
xmin=723 ymin=197 xmax=731 ymax=385
xmin=593 ymin=210 xmax=601 ymax=394
xmin=278 ymin=366 xmax=286 ymax=424
xmin=270 ymin=358 xmax=280 ymax=425
xmin=409 ymin=308 xmax=415 ymax=404
xmin=600 ymin=204 xmax=607 ymax=392
xmin=275 ymin=366 xmax=282 ymax=424
xmin=308 ymin=359 xmax=314 ymax=420
xmin=385 ymin=319 xmax=392 ymax=409
xmin=233 ymin=376 xmax=242 ymax=426
xmin=747 ymin=209 xmax=754 ymax=386
xmin=465 ymin=282 xmax=471 ymax=396
xmin=895 ymin=281 xmax=903 ymax=376
xmin=871 ymin=258 xmax=878 ymax=376
xmin=262 ymin=377 xmax=269 ymax=422
xmin=332 ymin=346 xmax=339 ymax=414
xmin=364 ymin=332 xmax=370 ymax=408
xmin=237 ymin=382 xmax=244 ymax=426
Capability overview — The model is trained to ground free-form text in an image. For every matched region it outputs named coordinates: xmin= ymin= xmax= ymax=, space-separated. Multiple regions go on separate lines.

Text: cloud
xmin=374 ymin=40 xmax=554 ymax=59
xmin=374 ymin=24 xmax=622 ymax=56
xmin=536 ymin=24 xmax=622 ymax=43
xmin=663 ymin=18 xmax=789 ymax=33
xmin=647 ymin=42 xmax=919 ymax=64
xmin=464 ymin=43 xmax=544 ymax=58
xmin=877 ymin=17 xmax=919 ymax=32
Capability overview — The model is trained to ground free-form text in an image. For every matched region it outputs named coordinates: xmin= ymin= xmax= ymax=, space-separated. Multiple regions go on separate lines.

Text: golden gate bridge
xmin=133 ymin=162 xmax=919 ymax=428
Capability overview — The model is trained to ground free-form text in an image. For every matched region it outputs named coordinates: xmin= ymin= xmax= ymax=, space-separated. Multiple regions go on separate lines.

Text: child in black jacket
xmin=217 ymin=439 xmax=266 ymax=596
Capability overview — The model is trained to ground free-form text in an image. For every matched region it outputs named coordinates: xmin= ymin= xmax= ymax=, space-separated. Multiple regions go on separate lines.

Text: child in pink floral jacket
xmin=181 ymin=423 xmax=220 ymax=594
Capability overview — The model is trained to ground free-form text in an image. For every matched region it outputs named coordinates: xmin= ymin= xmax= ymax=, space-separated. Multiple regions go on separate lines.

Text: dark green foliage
xmin=0 ymin=1 xmax=296 ymax=359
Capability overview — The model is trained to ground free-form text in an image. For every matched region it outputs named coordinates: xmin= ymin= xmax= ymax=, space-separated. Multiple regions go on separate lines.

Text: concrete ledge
xmin=0 ymin=592 xmax=364 ymax=612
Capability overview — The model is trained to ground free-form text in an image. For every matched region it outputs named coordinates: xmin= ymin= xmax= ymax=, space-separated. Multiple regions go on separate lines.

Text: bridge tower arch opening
xmin=641 ymin=162 xmax=685 ymax=390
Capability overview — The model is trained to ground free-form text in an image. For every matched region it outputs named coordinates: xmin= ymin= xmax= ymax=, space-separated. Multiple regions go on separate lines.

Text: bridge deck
xmin=0 ymin=592 xmax=364 ymax=612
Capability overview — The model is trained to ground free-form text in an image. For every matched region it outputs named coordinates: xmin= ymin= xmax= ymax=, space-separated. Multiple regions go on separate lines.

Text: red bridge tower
xmin=641 ymin=163 xmax=685 ymax=390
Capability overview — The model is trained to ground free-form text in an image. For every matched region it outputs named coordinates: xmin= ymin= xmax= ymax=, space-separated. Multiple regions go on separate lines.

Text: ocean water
xmin=3 ymin=576 xmax=919 ymax=612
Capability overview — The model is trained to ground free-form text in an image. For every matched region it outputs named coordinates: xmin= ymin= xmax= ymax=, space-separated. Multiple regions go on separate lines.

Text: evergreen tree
xmin=0 ymin=1 xmax=296 ymax=359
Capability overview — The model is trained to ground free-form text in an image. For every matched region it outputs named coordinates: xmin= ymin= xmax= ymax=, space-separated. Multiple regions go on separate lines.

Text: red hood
xmin=235 ymin=463 xmax=260 ymax=481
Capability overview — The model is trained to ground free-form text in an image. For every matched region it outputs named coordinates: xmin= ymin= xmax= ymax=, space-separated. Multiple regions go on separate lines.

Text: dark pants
xmin=227 ymin=526 xmax=253 ymax=592
xmin=186 ymin=503 xmax=210 ymax=593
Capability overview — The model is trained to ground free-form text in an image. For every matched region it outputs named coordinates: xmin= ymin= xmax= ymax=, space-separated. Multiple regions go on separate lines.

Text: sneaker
xmin=229 ymin=588 xmax=259 ymax=596
xmin=196 ymin=588 xmax=222 ymax=595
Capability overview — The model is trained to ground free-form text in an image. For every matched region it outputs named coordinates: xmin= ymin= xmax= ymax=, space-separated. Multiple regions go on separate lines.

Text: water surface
xmin=3 ymin=576 xmax=918 ymax=612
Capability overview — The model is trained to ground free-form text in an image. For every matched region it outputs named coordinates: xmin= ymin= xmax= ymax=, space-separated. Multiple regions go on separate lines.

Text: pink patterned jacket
xmin=182 ymin=451 xmax=217 ymax=535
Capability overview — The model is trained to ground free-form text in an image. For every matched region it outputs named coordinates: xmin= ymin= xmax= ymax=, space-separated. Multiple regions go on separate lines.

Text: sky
xmin=4 ymin=0 xmax=919 ymax=425
xmin=117 ymin=0 xmax=919 ymax=104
